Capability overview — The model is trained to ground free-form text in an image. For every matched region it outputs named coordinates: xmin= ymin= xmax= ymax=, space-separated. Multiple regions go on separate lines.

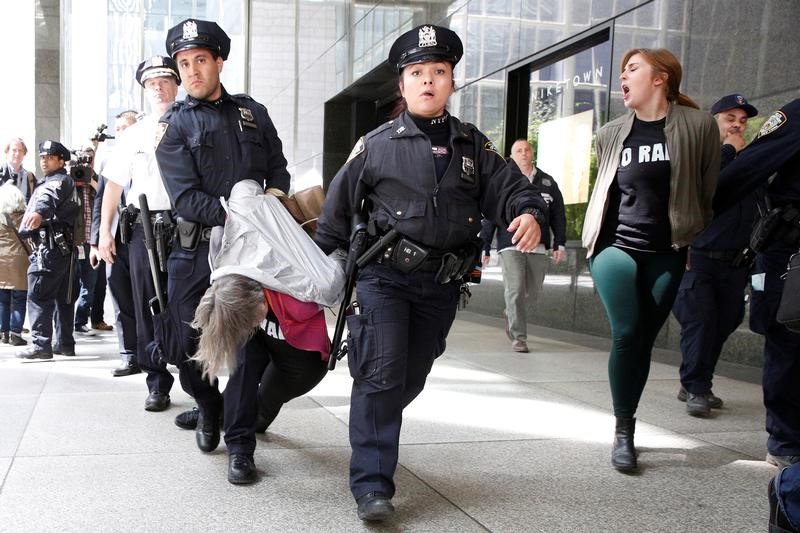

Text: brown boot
xmin=611 ymin=417 xmax=637 ymax=472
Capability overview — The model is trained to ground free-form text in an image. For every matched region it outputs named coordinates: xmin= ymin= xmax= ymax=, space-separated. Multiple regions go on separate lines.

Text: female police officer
xmin=315 ymin=24 xmax=547 ymax=522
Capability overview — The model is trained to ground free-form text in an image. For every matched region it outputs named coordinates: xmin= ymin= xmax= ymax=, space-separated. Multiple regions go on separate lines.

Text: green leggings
xmin=589 ymin=245 xmax=686 ymax=417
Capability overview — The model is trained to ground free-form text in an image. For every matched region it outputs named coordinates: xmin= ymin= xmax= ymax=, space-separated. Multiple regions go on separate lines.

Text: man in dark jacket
xmin=481 ymin=139 xmax=565 ymax=353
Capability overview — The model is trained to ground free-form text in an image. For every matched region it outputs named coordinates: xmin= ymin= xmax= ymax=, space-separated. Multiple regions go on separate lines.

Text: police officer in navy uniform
xmin=672 ymin=94 xmax=759 ymax=417
xmin=17 ymin=141 xmax=79 ymax=359
xmin=713 ymin=98 xmax=800 ymax=469
xmin=155 ymin=19 xmax=290 ymax=483
xmin=315 ymin=24 xmax=546 ymax=522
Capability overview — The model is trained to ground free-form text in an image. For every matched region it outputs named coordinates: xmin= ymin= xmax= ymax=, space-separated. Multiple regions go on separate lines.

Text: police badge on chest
xmin=461 ymin=156 xmax=475 ymax=183
xmin=238 ymin=107 xmax=258 ymax=130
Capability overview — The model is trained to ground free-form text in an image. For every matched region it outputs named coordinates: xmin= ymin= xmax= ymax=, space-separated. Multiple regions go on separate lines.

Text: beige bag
xmin=266 ymin=185 xmax=325 ymax=236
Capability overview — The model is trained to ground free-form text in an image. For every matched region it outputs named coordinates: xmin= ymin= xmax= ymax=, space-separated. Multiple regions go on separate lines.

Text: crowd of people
xmin=2 ymin=18 xmax=798 ymax=528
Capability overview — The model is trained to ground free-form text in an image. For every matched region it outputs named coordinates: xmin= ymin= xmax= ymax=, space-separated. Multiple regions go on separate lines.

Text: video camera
xmin=69 ymin=147 xmax=95 ymax=183
xmin=90 ymin=123 xmax=114 ymax=144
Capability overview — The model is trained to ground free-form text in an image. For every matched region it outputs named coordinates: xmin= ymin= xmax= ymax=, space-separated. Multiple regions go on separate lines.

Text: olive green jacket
xmin=582 ymin=103 xmax=721 ymax=257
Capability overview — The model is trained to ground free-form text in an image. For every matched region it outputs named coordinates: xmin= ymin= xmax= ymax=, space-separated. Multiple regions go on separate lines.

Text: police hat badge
xmin=387 ymin=24 xmax=463 ymax=73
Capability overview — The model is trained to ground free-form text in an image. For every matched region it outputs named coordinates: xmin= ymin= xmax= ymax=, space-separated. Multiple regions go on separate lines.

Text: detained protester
xmin=315 ymin=24 xmax=546 ymax=521
xmin=582 ymin=48 xmax=719 ymax=472
xmin=188 ymin=180 xmax=343 ymax=482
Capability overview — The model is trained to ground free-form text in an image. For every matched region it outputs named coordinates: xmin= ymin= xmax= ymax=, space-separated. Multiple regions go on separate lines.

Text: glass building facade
xmin=55 ymin=0 xmax=800 ymax=365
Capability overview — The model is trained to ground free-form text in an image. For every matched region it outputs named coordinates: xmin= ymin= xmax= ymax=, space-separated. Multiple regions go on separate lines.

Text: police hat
xmin=165 ymin=18 xmax=231 ymax=60
xmin=388 ymin=24 xmax=463 ymax=73
xmin=38 ymin=140 xmax=71 ymax=161
xmin=136 ymin=55 xmax=181 ymax=87
xmin=711 ymin=94 xmax=758 ymax=118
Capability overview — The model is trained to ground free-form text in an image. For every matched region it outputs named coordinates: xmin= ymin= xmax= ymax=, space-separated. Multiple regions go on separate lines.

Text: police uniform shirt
xmin=25 ymin=169 xmax=77 ymax=223
xmin=155 ymin=87 xmax=290 ymax=227
xmin=315 ymin=112 xmax=547 ymax=254
xmin=103 ymin=114 xmax=173 ymax=211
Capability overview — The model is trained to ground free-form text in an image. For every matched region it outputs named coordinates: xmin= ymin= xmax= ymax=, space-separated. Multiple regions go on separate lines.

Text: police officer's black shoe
xmin=768 ymin=474 xmax=799 ymax=532
xmin=17 ymin=346 xmax=53 ymax=360
xmin=227 ymin=454 xmax=258 ymax=485
xmin=1 ymin=331 xmax=8 ymax=343
xmin=686 ymin=393 xmax=711 ymax=417
xmin=196 ymin=409 xmax=221 ymax=452
xmin=677 ymin=386 xmax=723 ymax=409
xmin=356 ymin=492 xmax=394 ymax=521
xmin=144 ymin=391 xmax=171 ymax=412
xmin=175 ymin=408 xmax=199 ymax=430
xmin=112 ymin=361 xmax=142 ymax=377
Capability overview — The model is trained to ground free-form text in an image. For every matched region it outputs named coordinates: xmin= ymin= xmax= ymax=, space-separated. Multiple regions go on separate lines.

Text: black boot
xmin=611 ymin=417 xmax=637 ymax=472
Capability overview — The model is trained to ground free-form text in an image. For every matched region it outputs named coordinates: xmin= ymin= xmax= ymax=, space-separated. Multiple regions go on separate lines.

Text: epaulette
xmin=365 ymin=120 xmax=394 ymax=140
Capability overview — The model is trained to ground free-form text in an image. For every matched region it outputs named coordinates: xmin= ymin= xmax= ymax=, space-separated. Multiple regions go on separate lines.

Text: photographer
xmin=66 ymin=146 xmax=100 ymax=338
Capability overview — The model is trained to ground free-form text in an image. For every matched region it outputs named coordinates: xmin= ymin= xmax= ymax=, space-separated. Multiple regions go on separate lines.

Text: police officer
xmin=672 ymin=94 xmax=759 ymax=417
xmin=155 ymin=19 xmax=290 ymax=483
xmin=99 ymin=57 xmax=183 ymax=412
xmin=315 ymin=24 xmax=546 ymax=522
xmin=92 ymin=110 xmax=140 ymax=377
xmin=713 ymin=98 xmax=800 ymax=469
xmin=17 ymin=141 xmax=79 ymax=359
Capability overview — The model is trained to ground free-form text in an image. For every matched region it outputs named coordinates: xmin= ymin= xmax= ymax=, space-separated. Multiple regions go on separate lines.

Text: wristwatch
xmin=520 ymin=207 xmax=546 ymax=228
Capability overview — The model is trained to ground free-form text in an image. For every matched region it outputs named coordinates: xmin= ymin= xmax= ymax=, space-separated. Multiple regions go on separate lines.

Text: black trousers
xmin=106 ymin=232 xmax=138 ymax=359
xmin=347 ymin=263 xmax=459 ymax=499
xmin=27 ymin=246 xmax=75 ymax=352
xmin=129 ymin=225 xmax=174 ymax=394
xmin=224 ymin=328 xmax=327 ymax=456
xmin=157 ymin=240 xmax=222 ymax=413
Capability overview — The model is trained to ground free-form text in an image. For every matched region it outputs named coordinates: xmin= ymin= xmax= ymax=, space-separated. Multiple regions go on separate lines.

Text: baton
xmin=139 ymin=194 xmax=167 ymax=312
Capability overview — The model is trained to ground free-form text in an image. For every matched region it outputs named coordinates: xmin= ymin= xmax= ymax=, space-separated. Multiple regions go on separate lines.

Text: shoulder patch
xmin=757 ymin=110 xmax=787 ymax=139
xmin=345 ymin=137 xmax=366 ymax=165
xmin=484 ymin=140 xmax=501 ymax=156
xmin=154 ymin=122 xmax=169 ymax=150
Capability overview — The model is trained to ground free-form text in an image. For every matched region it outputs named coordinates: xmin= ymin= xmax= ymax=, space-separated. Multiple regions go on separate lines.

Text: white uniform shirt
xmin=102 ymin=114 xmax=173 ymax=210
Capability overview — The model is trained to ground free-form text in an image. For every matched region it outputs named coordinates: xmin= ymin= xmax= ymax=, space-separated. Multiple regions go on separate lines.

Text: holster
xmin=434 ymin=242 xmax=481 ymax=285
xmin=153 ymin=212 xmax=175 ymax=272
xmin=778 ymin=251 xmax=800 ymax=333
xmin=391 ymin=237 xmax=429 ymax=273
xmin=119 ymin=206 xmax=135 ymax=244
xmin=175 ymin=218 xmax=200 ymax=251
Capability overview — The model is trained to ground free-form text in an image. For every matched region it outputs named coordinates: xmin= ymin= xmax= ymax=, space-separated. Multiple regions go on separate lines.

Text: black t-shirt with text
xmin=599 ymin=116 xmax=672 ymax=252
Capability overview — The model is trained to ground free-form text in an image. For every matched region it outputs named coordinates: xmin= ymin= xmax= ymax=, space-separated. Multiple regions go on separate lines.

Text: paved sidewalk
xmin=0 ymin=311 xmax=775 ymax=532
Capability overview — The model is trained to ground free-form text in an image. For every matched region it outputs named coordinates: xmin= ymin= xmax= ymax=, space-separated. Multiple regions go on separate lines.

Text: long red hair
xmin=621 ymin=48 xmax=699 ymax=110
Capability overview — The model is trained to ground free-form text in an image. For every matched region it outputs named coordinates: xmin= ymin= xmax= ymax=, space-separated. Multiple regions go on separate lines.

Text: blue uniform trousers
xmin=348 ymin=263 xmax=459 ymax=499
xmin=775 ymin=462 xmax=800 ymax=529
xmin=160 ymin=240 xmax=222 ymax=414
xmin=672 ymin=253 xmax=748 ymax=393
xmin=106 ymin=234 xmax=137 ymax=360
xmin=27 ymin=247 xmax=75 ymax=352
xmin=223 ymin=329 xmax=327 ymax=456
xmin=750 ymin=246 xmax=800 ymax=456
xmin=129 ymin=225 xmax=174 ymax=394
